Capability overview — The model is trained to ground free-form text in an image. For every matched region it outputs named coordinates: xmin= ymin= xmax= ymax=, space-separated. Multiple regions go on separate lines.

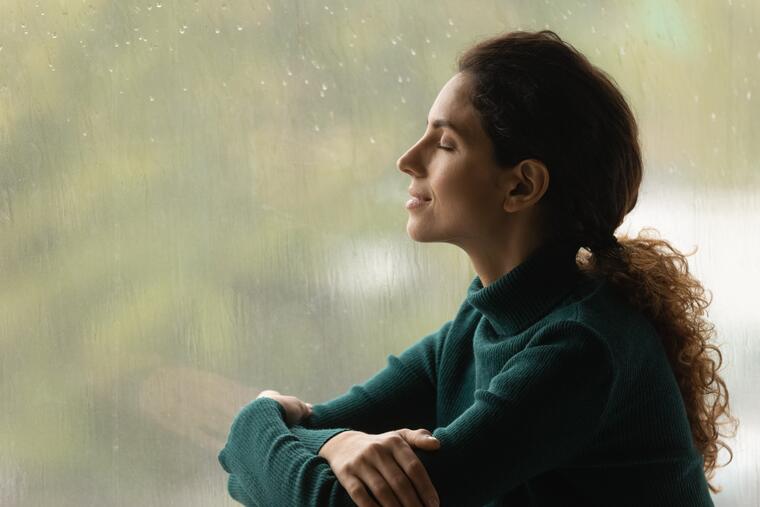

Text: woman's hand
xmin=318 ymin=428 xmax=441 ymax=507
xmin=256 ymin=389 xmax=313 ymax=426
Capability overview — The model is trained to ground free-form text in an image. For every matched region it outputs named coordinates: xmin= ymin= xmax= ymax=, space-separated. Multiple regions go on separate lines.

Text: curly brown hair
xmin=457 ymin=30 xmax=738 ymax=493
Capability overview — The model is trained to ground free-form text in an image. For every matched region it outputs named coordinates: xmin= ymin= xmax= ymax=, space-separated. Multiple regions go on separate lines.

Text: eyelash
xmin=437 ymin=144 xmax=454 ymax=151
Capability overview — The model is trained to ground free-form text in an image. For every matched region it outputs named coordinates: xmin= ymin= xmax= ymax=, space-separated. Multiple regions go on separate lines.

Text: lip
xmin=408 ymin=189 xmax=432 ymax=201
xmin=405 ymin=197 xmax=431 ymax=210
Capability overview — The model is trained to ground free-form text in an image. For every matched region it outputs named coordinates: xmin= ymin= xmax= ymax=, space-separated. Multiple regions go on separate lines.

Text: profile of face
xmin=397 ymin=72 xmax=549 ymax=252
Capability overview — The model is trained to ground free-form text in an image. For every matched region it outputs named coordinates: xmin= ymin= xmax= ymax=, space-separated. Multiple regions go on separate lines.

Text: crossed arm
xmin=219 ymin=320 xmax=614 ymax=506
xmin=220 ymin=320 xmax=452 ymax=505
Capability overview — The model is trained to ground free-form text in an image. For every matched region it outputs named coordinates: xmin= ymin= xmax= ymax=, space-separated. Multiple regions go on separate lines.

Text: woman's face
xmin=397 ymin=72 xmax=510 ymax=247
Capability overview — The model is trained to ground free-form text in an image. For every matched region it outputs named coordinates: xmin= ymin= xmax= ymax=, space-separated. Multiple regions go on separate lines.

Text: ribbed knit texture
xmin=218 ymin=238 xmax=715 ymax=506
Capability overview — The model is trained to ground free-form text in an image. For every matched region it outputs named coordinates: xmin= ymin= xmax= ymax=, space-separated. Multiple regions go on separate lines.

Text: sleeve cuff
xmin=290 ymin=426 xmax=353 ymax=455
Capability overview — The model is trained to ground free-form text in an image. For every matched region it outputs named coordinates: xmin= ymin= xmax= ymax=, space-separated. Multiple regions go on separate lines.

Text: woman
xmin=218 ymin=30 xmax=736 ymax=506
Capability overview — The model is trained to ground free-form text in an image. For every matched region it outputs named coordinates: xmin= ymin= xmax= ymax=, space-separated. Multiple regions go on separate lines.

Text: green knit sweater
xmin=218 ymin=239 xmax=714 ymax=506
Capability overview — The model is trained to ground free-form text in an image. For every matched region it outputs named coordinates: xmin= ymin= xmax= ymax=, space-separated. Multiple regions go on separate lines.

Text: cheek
xmin=447 ymin=183 xmax=502 ymax=222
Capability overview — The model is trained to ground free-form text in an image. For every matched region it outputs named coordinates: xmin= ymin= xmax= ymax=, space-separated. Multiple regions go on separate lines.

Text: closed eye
xmin=437 ymin=144 xmax=454 ymax=151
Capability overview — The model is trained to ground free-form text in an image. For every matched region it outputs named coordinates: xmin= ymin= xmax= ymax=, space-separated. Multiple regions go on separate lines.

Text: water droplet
xmin=410 ymin=49 xmax=416 ymax=56
xmin=445 ymin=32 xmax=451 ymax=38
xmin=397 ymin=75 xmax=403 ymax=83
xmin=304 ymin=79 xmax=309 ymax=84
xmin=156 ymin=2 xmax=162 ymax=7
xmin=747 ymin=91 xmax=752 ymax=100
xmin=287 ymin=69 xmax=293 ymax=76
xmin=710 ymin=112 xmax=716 ymax=120
xmin=321 ymin=83 xmax=328 ymax=90
xmin=314 ymin=125 xmax=320 ymax=131
xmin=282 ymin=80 xmax=287 ymax=86
xmin=215 ymin=29 xmax=221 ymax=34
xmin=149 ymin=96 xmax=155 ymax=102
xmin=369 ymin=137 xmax=376 ymax=144
xmin=425 ymin=38 xmax=430 ymax=44
xmin=619 ymin=46 xmax=626 ymax=56
xmin=237 ymin=26 xmax=243 ymax=31
xmin=82 ymin=132 xmax=88 ymax=137
xmin=448 ymin=18 xmax=454 ymax=26
xmin=183 ymin=87 xmax=188 ymax=92
xmin=401 ymin=96 xmax=406 ymax=104
xmin=391 ymin=38 xmax=397 ymax=45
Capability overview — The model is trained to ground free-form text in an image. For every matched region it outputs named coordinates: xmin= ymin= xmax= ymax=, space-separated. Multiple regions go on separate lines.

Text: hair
xmin=457 ymin=30 xmax=737 ymax=493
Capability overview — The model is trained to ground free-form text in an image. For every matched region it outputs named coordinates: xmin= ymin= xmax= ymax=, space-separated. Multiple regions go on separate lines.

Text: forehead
xmin=429 ymin=73 xmax=477 ymax=139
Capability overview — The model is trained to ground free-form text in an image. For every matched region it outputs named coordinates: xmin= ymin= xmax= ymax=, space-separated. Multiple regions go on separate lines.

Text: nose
xmin=397 ymin=138 xmax=424 ymax=177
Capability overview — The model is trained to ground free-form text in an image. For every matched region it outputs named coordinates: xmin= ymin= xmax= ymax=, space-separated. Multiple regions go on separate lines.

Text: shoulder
xmin=539 ymin=275 xmax=663 ymax=368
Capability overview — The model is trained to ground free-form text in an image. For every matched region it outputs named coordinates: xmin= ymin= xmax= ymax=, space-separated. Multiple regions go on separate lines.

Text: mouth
xmin=405 ymin=196 xmax=432 ymax=209
xmin=408 ymin=192 xmax=433 ymax=201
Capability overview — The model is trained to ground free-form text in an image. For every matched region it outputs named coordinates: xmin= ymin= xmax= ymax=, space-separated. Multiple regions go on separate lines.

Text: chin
xmin=406 ymin=221 xmax=436 ymax=242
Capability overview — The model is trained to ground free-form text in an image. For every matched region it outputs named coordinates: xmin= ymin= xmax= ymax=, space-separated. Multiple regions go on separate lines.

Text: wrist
xmin=318 ymin=429 xmax=356 ymax=459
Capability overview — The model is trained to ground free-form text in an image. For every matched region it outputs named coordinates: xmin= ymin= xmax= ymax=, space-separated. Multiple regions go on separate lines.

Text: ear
xmin=501 ymin=159 xmax=550 ymax=213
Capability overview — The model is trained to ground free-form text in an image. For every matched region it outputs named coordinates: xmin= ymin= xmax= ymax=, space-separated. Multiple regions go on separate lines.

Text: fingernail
xmin=426 ymin=435 xmax=437 ymax=440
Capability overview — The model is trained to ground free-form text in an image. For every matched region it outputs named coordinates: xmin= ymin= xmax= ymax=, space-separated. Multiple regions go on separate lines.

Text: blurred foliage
xmin=0 ymin=0 xmax=757 ymax=505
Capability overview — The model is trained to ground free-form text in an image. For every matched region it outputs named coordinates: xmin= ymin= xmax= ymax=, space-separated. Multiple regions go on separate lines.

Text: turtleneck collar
xmin=466 ymin=239 xmax=582 ymax=336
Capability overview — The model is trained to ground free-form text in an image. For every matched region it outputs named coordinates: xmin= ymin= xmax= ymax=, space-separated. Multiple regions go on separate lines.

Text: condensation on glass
xmin=0 ymin=1 xmax=756 ymax=505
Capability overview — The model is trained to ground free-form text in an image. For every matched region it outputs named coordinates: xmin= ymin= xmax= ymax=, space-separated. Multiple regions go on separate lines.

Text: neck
xmin=466 ymin=234 xmax=548 ymax=288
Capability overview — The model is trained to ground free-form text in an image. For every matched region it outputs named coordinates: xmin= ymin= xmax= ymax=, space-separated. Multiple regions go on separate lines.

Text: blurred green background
xmin=1 ymin=0 xmax=757 ymax=505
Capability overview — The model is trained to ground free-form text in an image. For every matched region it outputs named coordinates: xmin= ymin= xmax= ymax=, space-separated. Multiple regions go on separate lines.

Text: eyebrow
xmin=428 ymin=118 xmax=464 ymax=138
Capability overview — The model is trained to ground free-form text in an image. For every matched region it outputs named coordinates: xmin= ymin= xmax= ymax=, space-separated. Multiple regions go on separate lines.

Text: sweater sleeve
xmin=218 ymin=320 xmax=453 ymax=505
xmin=288 ymin=319 xmax=454 ymax=455
xmin=218 ymin=321 xmax=612 ymax=506
xmin=409 ymin=321 xmax=615 ymax=506
xmin=218 ymin=396 xmax=360 ymax=506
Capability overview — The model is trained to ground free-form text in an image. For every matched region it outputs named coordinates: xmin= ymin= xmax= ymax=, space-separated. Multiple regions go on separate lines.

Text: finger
xmin=357 ymin=465 xmax=403 ymax=507
xmin=413 ymin=429 xmax=440 ymax=450
xmin=371 ymin=452 xmax=425 ymax=507
xmin=341 ymin=474 xmax=382 ymax=507
xmin=392 ymin=444 xmax=440 ymax=507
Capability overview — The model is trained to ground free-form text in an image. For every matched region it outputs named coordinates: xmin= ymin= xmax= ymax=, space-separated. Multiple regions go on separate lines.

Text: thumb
xmin=410 ymin=428 xmax=440 ymax=449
